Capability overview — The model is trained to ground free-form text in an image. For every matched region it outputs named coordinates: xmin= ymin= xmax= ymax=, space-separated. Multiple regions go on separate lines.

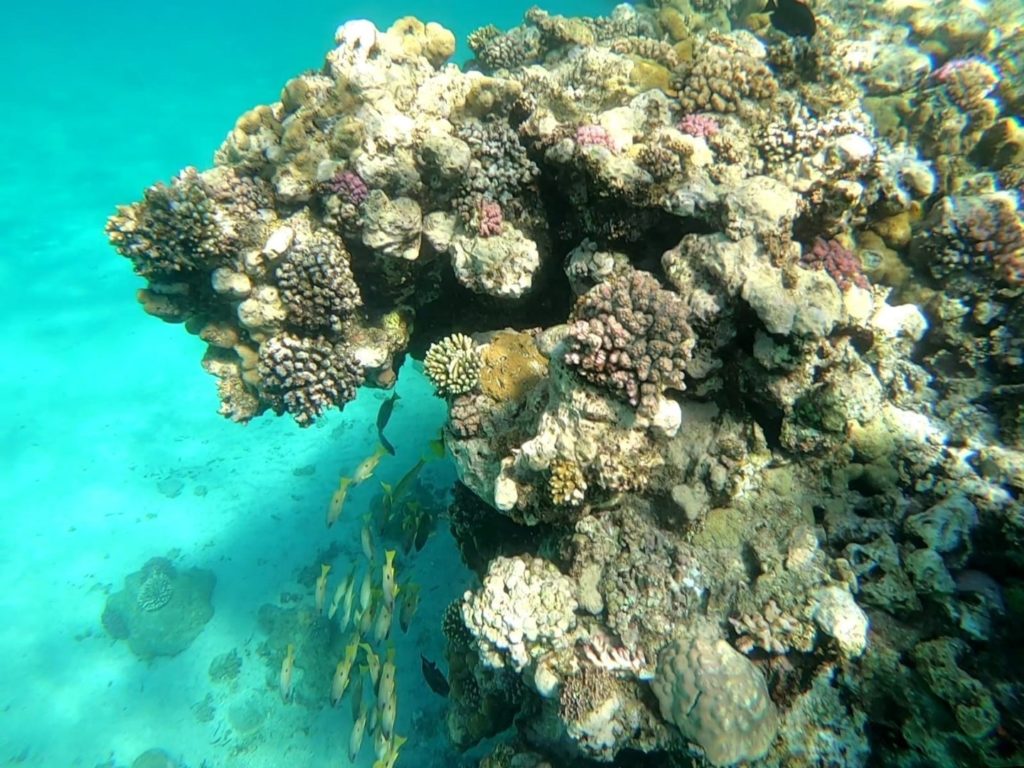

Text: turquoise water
xmin=0 ymin=2 xmax=606 ymax=766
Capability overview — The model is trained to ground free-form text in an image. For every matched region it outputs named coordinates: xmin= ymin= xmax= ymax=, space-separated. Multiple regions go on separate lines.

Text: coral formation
xmin=461 ymin=555 xmax=577 ymax=672
xmin=424 ymin=334 xmax=483 ymax=396
xmin=102 ymin=557 xmax=215 ymax=660
xmin=801 ymin=237 xmax=869 ymax=290
xmin=563 ymin=269 xmax=695 ymax=413
xmin=108 ymin=3 xmax=1024 ymax=766
xmin=652 ymin=623 xmax=779 ymax=767
xmin=257 ymin=334 xmax=361 ymax=426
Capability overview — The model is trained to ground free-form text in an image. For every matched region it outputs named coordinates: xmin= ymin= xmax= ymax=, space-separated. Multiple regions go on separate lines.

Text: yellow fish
xmin=361 ymin=517 xmax=376 ymax=561
xmin=382 ymin=550 xmax=397 ymax=608
xmin=358 ymin=597 xmax=376 ymax=636
xmin=398 ymin=582 xmax=420 ymax=633
xmin=353 ymin=443 xmax=389 ymax=485
xmin=314 ymin=563 xmax=331 ymax=614
xmin=361 ymin=643 xmax=381 ymax=686
xmin=338 ymin=567 xmax=357 ymax=631
xmin=427 ymin=428 xmax=446 ymax=459
xmin=382 ymin=735 xmax=407 ymax=768
xmin=326 ymin=477 xmax=353 ymax=528
xmin=372 ymin=601 xmax=393 ymax=644
xmin=376 ymin=483 xmax=395 ymax=533
xmin=279 ymin=644 xmax=296 ymax=702
xmin=359 ymin=566 xmax=374 ymax=613
xmin=330 ymin=659 xmax=350 ymax=706
xmin=351 ymin=665 xmax=365 ymax=721
xmin=348 ymin=709 xmax=368 ymax=763
xmin=327 ymin=579 xmax=346 ymax=621
xmin=377 ymin=646 xmax=396 ymax=706
xmin=331 ymin=638 xmax=360 ymax=705
xmin=392 ymin=458 xmax=425 ymax=501
xmin=380 ymin=688 xmax=397 ymax=740
xmin=374 ymin=722 xmax=390 ymax=761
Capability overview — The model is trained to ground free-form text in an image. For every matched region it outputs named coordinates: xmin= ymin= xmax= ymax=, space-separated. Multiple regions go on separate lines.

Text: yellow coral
xmin=479 ymin=330 xmax=548 ymax=402
xmin=629 ymin=59 xmax=674 ymax=95
xmin=549 ymin=458 xmax=587 ymax=507
xmin=425 ymin=333 xmax=482 ymax=396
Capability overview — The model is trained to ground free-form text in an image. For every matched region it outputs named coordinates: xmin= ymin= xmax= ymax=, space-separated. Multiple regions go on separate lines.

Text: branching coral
xmin=801 ymin=237 xmax=869 ymax=291
xmin=274 ymin=238 xmax=362 ymax=332
xmin=425 ymin=334 xmax=484 ymax=396
xmin=912 ymin=193 xmax=1024 ymax=285
xmin=106 ymin=167 xmax=237 ymax=278
xmin=564 ymin=269 xmax=695 ymax=413
xmin=672 ymin=39 xmax=778 ymax=114
xmin=548 ymin=457 xmax=587 ymax=507
xmin=256 ymin=333 xmax=361 ymax=426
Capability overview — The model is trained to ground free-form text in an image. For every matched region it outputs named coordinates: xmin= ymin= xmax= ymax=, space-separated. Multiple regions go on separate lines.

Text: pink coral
xmin=324 ymin=169 xmax=369 ymax=206
xmin=801 ymin=238 xmax=869 ymax=291
xmin=677 ymin=114 xmax=720 ymax=139
xmin=575 ymin=124 xmax=616 ymax=152
xmin=477 ymin=199 xmax=504 ymax=237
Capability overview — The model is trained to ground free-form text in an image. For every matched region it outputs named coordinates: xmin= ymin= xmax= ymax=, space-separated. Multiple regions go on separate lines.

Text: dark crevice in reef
xmin=407 ymin=245 xmax=574 ymax=359
xmin=718 ymin=302 xmax=786 ymax=451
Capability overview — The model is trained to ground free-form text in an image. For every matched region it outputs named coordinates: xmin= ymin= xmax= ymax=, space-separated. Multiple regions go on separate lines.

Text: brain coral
xmin=651 ymin=624 xmax=778 ymax=766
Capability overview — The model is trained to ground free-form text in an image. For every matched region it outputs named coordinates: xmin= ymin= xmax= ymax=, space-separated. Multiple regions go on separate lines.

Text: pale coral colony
xmin=107 ymin=2 xmax=1024 ymax=767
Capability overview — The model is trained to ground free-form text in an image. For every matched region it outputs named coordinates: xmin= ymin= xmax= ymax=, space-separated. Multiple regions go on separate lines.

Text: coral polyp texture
xmin=256 ymin=333 xmax=361 ymax=426
xmin=424 ymin=333 xmax=483 ymax=396
xmin=564 ymin=268 xmax=695 ymax=413
xmin=109 ymin=3 xmax=1024 ymax=766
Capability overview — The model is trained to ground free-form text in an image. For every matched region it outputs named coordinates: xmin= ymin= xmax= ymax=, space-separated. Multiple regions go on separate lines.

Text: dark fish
xmin=421 ymin=655 xmax=450 ymax=697
xmin=376 ymin=393 xmax=400 ymax=456
xmin=765 ymin=0 xmax=816 ymax=39
xmin=413 ymin=512 xmax=432 ymax=552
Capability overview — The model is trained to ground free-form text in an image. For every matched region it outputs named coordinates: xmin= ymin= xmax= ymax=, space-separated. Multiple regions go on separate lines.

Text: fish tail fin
xmin=379 ymin=433 xmax=396 ymax=456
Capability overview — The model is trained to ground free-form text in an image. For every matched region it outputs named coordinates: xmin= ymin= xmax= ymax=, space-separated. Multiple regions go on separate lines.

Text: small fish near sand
xmin=280 ymin=644 xmax=297 ymax=702
xmin=375 ymin=392 xmax=400 ymax=456
xmin=420 ymin=655 xmax=450 ymax=697
xmin=327 ymin=445 xmax=390 ymax=529
xmin=765 ymin=0 xmax=816 ymax=38
xmin=314 ymin=563 xmax=331 ymax=614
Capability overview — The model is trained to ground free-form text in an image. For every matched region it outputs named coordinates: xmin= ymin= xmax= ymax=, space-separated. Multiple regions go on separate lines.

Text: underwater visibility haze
xmin=4 ymin=0 xmax=1024 ymax=766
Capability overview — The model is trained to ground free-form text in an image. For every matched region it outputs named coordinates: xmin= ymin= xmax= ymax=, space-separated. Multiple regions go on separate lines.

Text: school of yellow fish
xmin=278 ymin=429 xmax=442 ymax=768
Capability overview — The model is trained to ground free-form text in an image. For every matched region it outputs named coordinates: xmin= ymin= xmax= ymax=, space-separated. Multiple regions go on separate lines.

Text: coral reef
xmin=257 ymin=333 xmax=362 ymax=426
xmin=652 ymin=623 xmax=779 ymax=767
xmin=109 ymin=3 xmax=1024 ymax=766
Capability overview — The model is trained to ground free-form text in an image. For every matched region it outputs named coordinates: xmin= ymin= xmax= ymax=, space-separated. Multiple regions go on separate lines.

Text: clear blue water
xmin=0 ymin=2 xmax=610 ymax=766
